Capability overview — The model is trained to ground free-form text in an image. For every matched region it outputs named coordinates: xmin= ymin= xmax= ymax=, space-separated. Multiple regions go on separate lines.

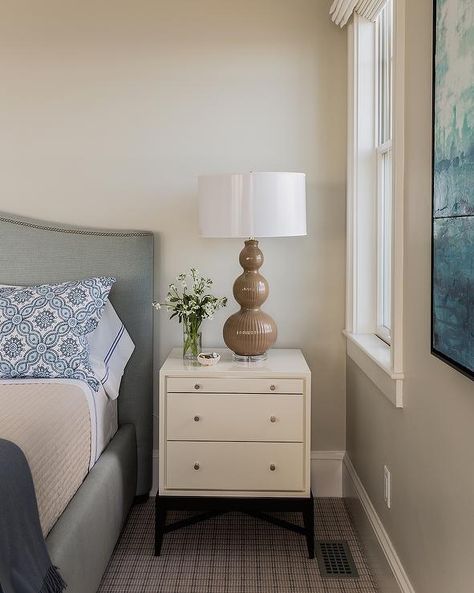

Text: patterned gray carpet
xmin=98 ymin=498 xmax=378 ymax=593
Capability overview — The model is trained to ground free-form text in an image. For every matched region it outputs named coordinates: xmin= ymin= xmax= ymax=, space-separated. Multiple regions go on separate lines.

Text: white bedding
xmin=0 ymin=378 xmax=117 ymax=468
xmin=0 ymin=379 xmax=118 ymax=535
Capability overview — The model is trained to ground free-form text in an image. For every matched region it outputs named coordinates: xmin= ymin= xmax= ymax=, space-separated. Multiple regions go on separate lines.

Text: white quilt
xmin=0 ymin=379 xmax=117 ymax=535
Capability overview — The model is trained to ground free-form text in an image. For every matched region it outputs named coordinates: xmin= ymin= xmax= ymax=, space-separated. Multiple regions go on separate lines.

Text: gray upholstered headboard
xmin=0 ymin=213 xmax=154 ymax=496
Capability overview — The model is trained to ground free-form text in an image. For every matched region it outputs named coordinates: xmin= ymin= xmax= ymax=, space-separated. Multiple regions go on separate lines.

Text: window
xmin=345 ymin=0 xmax=404 ymax=407
xmin=376 ymin=0 xmax=393 ymax=344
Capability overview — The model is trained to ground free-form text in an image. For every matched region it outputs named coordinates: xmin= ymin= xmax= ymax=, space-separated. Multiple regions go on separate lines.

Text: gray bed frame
xmin=0 ymin=213 xmax=154 ymax=593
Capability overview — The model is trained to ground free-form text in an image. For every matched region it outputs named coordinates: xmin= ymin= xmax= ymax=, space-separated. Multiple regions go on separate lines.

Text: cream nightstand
xmin=156 ymin=348 xmax=313 ymax=557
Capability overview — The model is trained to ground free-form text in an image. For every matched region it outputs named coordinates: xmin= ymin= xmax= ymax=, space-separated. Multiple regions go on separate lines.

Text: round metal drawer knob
xmin=194 ymin=462 xmax=200 ymax=470
xmin=194 ymin=384 xmax=201 ymax=390
xmin=270 ymin=384 xmax=276 ymax=391
xmin=194 ymin=415 xmax=200 ymax=422
xmin=270 ymin=416 xmax=276 ymax=423
xmin=269 ymin=464 xmax=276 ymax=471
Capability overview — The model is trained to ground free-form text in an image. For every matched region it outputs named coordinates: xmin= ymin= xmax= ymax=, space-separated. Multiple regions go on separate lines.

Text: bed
xmin=0 ymin=212 xmax=154 ymax=593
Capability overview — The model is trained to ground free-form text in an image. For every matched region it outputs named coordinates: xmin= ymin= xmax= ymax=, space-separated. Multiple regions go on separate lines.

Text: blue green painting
xmin=433 ymin=0 xmax=473 ymax=377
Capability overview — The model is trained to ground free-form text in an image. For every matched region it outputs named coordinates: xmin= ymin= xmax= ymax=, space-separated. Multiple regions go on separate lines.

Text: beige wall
xmin=0 ymin=0 xmax=347 ymax=451
xmin=346 ymin=1 xmax=474 ymax=592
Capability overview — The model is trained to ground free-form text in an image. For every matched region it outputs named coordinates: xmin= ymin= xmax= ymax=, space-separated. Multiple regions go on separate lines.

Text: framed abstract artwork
xmin=432 ymin=0 xmax=473 ymax=379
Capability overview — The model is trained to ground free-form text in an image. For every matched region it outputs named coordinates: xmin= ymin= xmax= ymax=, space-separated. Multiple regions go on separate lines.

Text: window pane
xmin=381 ymin=150 xmax=392 ymax=332
xmin=377 ymin=0 xmax=393 ymax=146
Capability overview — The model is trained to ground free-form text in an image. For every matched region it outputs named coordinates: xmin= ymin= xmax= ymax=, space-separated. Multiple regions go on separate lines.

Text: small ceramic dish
xmin=197 ymin=352 xmax=221 ymax=366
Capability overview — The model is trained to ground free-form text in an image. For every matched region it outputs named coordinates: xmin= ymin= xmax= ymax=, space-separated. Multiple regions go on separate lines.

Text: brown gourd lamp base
xmin=223 ymin=239 xmax=277 ymax=360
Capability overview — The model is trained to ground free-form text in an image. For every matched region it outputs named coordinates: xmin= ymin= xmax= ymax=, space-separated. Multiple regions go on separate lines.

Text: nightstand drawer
xmin=166 ymin=393 xmax=303 ymax=442
xmin=166 ymin=377 xmax=303 ymax=394
xmin=166 ymin=441 xmax=304 ymax=492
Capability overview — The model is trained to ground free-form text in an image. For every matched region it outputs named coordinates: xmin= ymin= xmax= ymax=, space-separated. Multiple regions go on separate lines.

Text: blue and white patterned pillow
xmin=0 ymin=277 xmax=115 ymax=390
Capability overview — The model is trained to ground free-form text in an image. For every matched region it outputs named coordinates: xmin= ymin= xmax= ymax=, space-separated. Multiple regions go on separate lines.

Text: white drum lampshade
xmin=198 ymin=172 xmax=307 ymax=361
xmin=198 ymin=172 xmax=306 ymax=238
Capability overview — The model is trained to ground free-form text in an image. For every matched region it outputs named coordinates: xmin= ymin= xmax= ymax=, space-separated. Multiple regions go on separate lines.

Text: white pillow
xmin=88 ymin=301 xmax=135 ymax=400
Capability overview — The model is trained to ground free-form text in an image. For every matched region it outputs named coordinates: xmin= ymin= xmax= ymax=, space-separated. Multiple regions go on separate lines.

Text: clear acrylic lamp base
xmin=232 ymin=352 xmax=268 ymax=363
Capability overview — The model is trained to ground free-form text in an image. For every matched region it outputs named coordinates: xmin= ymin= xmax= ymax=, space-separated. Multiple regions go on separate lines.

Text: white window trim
xmin=344 ymin=0 xmax=405 ymax=408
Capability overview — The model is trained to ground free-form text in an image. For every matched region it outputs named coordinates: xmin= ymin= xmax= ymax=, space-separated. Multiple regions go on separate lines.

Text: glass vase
xmin=182 ymin=319 xmax=202 ymax=360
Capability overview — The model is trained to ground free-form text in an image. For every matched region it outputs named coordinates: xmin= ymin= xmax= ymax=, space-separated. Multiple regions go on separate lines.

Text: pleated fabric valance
xmin=329 ymin=0 xmax=387 ymax=28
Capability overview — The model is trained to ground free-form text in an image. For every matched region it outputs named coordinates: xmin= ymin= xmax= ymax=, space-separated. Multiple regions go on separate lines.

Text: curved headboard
xmin=0 ymin=213 xmax=154 ymax=496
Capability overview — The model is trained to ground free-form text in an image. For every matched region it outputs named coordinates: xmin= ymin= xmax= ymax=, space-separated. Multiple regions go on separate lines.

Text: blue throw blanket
xmin=0 ymin=439 xmax=67 ymax=593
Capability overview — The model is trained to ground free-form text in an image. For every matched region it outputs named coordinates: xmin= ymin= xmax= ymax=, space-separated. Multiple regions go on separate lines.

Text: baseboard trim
xmin=311 ymin=450 xmax=346 ymax=461
xmin=311 ymin=450 xmax=345 ymax=497
xmin=152 ymin=449 xmax=345 ymax=498
xmin=343 ymin=455 xmax=415 ymax=593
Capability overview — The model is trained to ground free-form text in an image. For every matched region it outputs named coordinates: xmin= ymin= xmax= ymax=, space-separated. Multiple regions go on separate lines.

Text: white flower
xmin=152 ymin=268 xmax=226 ymax=323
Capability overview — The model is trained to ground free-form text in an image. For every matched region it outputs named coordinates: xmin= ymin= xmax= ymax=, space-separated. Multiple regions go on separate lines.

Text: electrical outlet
xmin=384 ymin=465 xmax=391 ymax=509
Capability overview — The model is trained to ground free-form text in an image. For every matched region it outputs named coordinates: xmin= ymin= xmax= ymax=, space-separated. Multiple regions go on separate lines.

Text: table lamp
xmin=198 ymin=172 xmax=307 ymax=361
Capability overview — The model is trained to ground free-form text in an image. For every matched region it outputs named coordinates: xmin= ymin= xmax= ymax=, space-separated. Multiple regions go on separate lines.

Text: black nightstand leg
xmin=155 ymin=494 xmax=167 ymax=556
xmin=303 ymin=491 xmax=315 ymax=559
xmin=154 ymin=493 xmax=315 ymax=558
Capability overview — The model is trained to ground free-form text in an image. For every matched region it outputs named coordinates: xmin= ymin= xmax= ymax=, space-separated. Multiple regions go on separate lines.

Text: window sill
xmin=343 ymin=330 xmax=404 ymax=408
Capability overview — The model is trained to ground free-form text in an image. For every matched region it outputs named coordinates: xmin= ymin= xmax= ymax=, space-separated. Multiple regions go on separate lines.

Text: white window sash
xmin=344 ymin=1 xmax=405 ymax=407
xmin=376 ymin=146 xmax=393 ymax=345
xmin=374 ymin=2 xmax=393 ymax=345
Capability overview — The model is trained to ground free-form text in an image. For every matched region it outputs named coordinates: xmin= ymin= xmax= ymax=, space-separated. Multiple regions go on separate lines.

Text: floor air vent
xmin=315 ymin=541 xmax=359 ymax=578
